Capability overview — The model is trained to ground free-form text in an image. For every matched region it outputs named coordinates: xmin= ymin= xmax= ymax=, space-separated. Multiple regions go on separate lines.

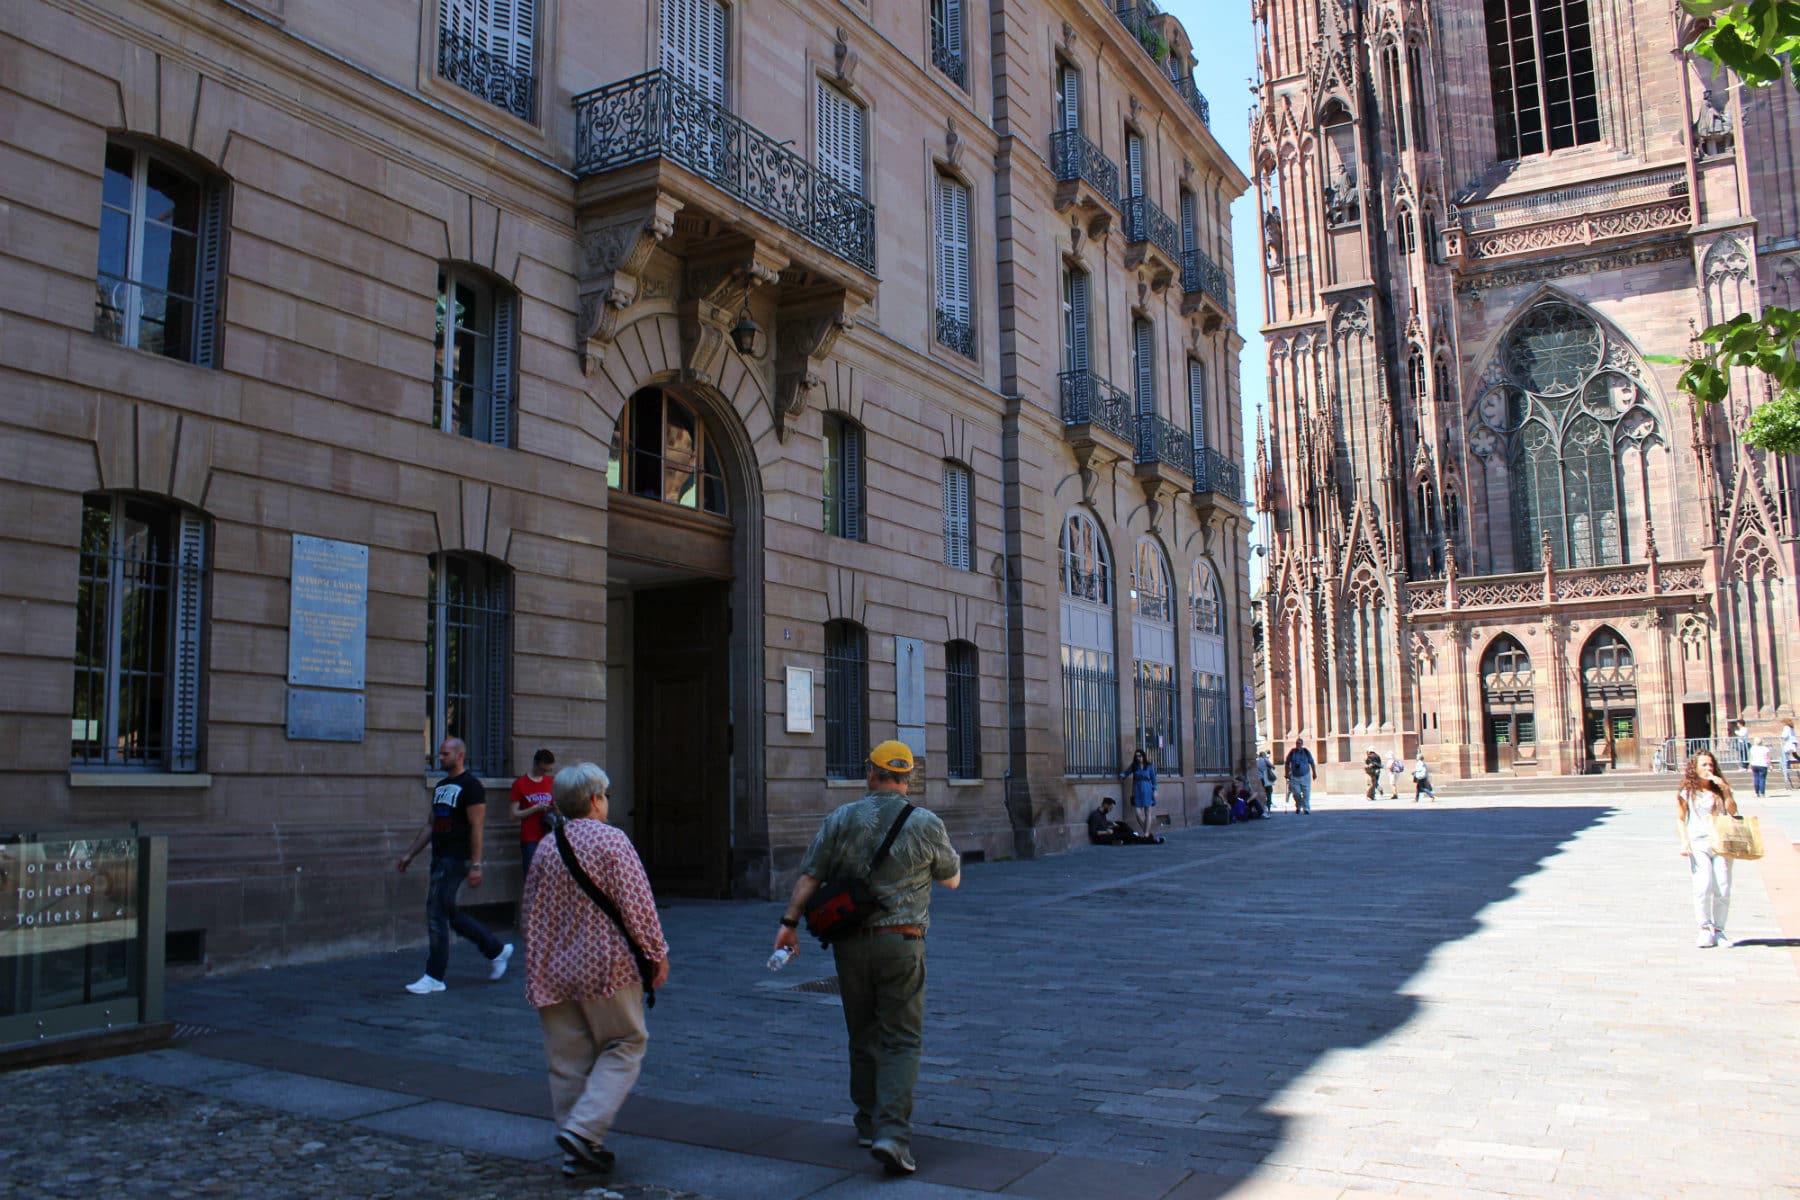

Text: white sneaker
xmin=1696 ymin=929 xmax=1717 ymax=949
xmin=406 ymin=974 xmax=447 ymax=994
xmin=488 ymin=943 xmax=514 ymax=981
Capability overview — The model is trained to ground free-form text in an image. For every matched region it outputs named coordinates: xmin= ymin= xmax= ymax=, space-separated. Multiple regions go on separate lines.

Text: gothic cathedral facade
xmin=1251 ymin=0 xmax=1800 ymax=783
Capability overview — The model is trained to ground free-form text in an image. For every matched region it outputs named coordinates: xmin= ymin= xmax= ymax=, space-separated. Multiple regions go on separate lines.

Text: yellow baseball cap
xmin=869 ymin=739 xmax=916 ymax=772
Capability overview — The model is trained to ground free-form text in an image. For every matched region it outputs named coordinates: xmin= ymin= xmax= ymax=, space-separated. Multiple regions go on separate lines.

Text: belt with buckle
xmin=853 ymin=924 xmax=924 ymax=940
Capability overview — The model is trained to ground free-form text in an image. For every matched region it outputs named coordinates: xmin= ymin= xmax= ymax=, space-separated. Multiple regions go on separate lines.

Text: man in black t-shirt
xmin=398 ymin=737 xmax=510 ymax=994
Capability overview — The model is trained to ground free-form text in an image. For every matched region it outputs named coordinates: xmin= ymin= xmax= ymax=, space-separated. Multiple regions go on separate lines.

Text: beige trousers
xmin=538 ymin=985 xmax=648 ymax=1144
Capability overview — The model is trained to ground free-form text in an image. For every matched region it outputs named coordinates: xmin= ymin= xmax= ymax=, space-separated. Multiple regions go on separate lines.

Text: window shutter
xmin=935 ymin=178 xmax=971 ymax=320
xmin=816 ymin=82 xmax=864 ymax=196
xmin=1126 ymin=132 xmax=1143 ymax=199
xmin=192 ymin=186 xmax=227 ymax=369
xmin=823 ymin=416 xmax=841 ymax=534
xmin=945 ymin=0 xmax=963 ymax=59
xmin=662 ymin=0 xmax=727 ymax=103
xmin=1188 ymin=358 xmax=1207 ymax=451
xmin=1060 ymin=66 xmax=1081 ymax=133
xmin=1180 ymin=189 xmax=1196 ymax=254
xmin=845 ymin=422 xmax=864 ymax=541
xmin=943 ymin=462 xmax=971 ymax=569
xmin=508 ymin=0 xmax=536 ymax=75
xmin=441 ymin=0 xmax=478 ymax=40
xmin=483 ymin=571 xmax=511 ymax=776
xmin=1133 ymin=319 xmax=1154 ymax=414
xmin=487 ymin=292 xmax=515 ymax=448
xmin=170 ymin=512 xmax=206 ymax=773
xmin=1069 ymin=270 xmax=1090 ymax=375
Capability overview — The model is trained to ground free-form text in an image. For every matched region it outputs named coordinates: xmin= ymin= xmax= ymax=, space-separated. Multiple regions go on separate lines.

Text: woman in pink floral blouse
xmin=522 ymin=762 xmax=669 ymax=1178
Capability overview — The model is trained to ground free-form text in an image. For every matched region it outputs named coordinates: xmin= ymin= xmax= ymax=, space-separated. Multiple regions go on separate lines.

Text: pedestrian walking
xmin=1363 ymin=748 xmax=1384 ymax=800
xmin=1388 ymin=754 xmax=1406 ymax=800
xmin=397 ymin=737 xmax=511 ymax=994
xmin=1120 ymin=749 xmax=1160 ymax=839
xmin=1255 ymin=749 xmax=1277 ymax=798
xmin=1677 ymin=750 xmax=1739 ymax=948
xmin=511 ymin=748 xmax=557 ymax=877
xmin=1284 ymin=737 xmax=1315 ymax=813
xmin=523 ymin=762 xmax=669 ymax=1179
xmin=1747 ymin=737 xmax=1772 ymax=798
xmin=1411 ymin=755 xmax=1436 ymax=802
xmin=772 ymin=740 xmax=961 ymax=1176
xmin=1780 ymin=720 xmax=1798 ymax=791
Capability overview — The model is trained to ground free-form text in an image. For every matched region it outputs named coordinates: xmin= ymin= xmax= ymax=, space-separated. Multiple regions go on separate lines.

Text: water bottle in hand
xmin=767 ymin=947 xmax=794 ymax=972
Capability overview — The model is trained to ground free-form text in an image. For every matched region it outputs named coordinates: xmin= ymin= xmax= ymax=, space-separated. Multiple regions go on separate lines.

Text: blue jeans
xmin=1290 ymin=778 xmax=1312 ymax=812
xmin=1751 ymin=766 xmax=1768 ymax=797
xmin=426 ymin=857 xmax=502 ymax=981
xmin=520 ymin=839 xmax=540 ymax=877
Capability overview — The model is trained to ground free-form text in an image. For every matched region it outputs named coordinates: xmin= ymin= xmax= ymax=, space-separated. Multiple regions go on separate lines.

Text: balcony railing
xmin=1058 ymin=369 xmax=1134 ymax=443
xmin=438 ymin=29 xmax=536 ymax=122
xmin=1050 ymin=131 xmax=1120 ymax=206
xmin=1172 ymin=75 xmax=1211 ymax=128
xmin=1193 ymin=446 xmax=1242 ymax=499
xmin=931 ymin=38 xmax=968 ymax=89
xmin=572 ymin=70 xmax=877 ymax=274
xmin=936 ymin=308 xmax=975 ymax=358
xmin=1124 ymin=196 xmax=1182 ymax=261
xmin=1136 ymin=413 xmax=1192 ymax=474
xmin=1180 ymin=247 xmax=1231 ymax=313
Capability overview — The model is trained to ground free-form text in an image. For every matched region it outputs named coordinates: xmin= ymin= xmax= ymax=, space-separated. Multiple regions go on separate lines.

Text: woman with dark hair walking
xmin=1677 ymin=750 xmax=1740 ymax=948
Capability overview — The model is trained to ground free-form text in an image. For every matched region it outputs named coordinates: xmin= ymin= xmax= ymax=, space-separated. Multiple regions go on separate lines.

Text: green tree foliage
xmin=1678 ymin=0 xmax=1800 ymax=454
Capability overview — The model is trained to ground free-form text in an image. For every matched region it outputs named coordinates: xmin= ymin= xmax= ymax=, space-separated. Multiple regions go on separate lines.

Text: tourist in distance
xmin=772 ymin=740 xmax=960 ymax=1176
xmin=397 ymin=737 xmax=511 ymax=994
xmin=523 ymin=762 xmax=669 ymax=1179
xmin=1747 ymin=737 xmax=1772 ymax=798
xmin=1284 ymin=738 xmax=1315 ymax=814
xmin=1255 ymin=749 xmax=1277 ymax=798
xmin=1411 ymin=755 xmax=1437 ymax=803
xmin=511 ymin=748 xmax=557 ymax=877
xmin=1120 ymin=748 xmax=1160 ymax=839
xmin=1677 ymin=750 xmax=1739 ymax=949
xmin=1782 ymin=720 xmax=1799 ymax=791
xmin=1363 ymin=747 xmax=1385 ymax=801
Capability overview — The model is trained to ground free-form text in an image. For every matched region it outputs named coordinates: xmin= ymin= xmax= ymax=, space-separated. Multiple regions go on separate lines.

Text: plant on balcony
xmin=1138 ymin=27 xmax=1170 ymax=63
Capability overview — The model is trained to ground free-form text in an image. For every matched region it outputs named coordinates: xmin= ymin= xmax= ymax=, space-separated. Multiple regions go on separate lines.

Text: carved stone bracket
xmin=677 ymin=242 xmax=789 ymax=388
xmin=577 ymin=195 xmax=683 ymax=376
xmin=772 ymin=291 xmax=859 ymax=441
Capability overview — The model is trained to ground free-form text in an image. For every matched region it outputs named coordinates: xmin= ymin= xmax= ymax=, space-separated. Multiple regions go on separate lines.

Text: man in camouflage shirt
xmin=773 ymin=739 xmax=961 ymax=1176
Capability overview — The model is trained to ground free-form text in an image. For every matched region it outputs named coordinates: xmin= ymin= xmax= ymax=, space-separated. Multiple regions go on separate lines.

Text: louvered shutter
xmin=1126 ymin=132 xmax=1143 ymax=199
xmin=942 ymin=462 xmax=971 ymax=570
xmin=1188 ymin=358 xmax=1208 ymax=451
xmin=1069 ymin=270 xmax=1090 ymax=375
xmin=506 ymin=0 xmax=536 ymax=76
xmin=482 ymin=569 xmax=511 ymax=776
xmin=824 ymin=417 xmax=841 ymax=533
xmin=935 ymin=178 xmax=971 ymax=320
xmin=192 ymin=185 xmax=227 ymax=368
xmin=441 ymin=0 xmax=477 ymax=40
xmin=487 ymin=292 xmax=515 ymax=448
xmin=1059 ymin=66 xmax=1081 ymax=133
xmin=844 ymin=421 xmax=864 ymax=541
xmin=944 ymin=0 xmax=963 ymax=62
xmin=170 ymin=512 xmax=206 ymax=772
xmin=1180 ymin=189 xmax=1196 ymax=254
xmin=816 ymin=82 xmax=865 ymax=196
xmin=662 ymin=0 xmax=728 ymax=103
xmin=1133 ymin=319 xmax=1154 ymax=415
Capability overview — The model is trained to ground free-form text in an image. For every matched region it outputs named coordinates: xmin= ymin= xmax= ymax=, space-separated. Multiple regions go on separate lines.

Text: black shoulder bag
xmin=554 ymin=829 xmax=658 ymax=1009
xmin=803 ymin=803 xmax=915 ymax=947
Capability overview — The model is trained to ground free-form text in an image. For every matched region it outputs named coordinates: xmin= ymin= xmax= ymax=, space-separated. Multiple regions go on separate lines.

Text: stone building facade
xmin=1250 ymin=0 xmax=1800 ymax=787
xmin=0 ymin=0 xmax=1247 ymax=964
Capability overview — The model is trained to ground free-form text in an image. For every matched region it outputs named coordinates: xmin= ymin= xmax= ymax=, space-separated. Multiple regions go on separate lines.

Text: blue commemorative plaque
xmin=287 ymin=689 xmax=366 ymax=742
xmin=288 ymin=535 xmax=369 ymax=690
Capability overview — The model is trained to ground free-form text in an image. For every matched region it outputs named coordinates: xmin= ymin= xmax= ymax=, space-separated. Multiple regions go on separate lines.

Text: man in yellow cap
xmin=772 ymin=739 xmax=962 ymax=1176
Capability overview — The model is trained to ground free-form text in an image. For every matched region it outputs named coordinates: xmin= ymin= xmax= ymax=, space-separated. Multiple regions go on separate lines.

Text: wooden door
xmin=633 ymin=582 xmax=731 ymax=896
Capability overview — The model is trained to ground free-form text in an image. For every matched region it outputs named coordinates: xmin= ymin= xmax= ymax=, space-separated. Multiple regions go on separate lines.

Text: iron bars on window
xmin=1180 ymin=247 xmax=1231 ymax=314
xmin=1192 ymin=446 xmax=1243 ymax=501
xmin=1136 ymin=413 xmax=1193 ymax=474
xmin=1061 ymin=648 xmax=1119 ymax=777
xmin=1059 ymin=369 xmax=1135 ymax=444
xmin=1124 ymin=196 xmax=1182 ymax=262
xmin=1173 ymin=75 xmax=1211 ymax=128
xmin=1050 ymin=131 xmax=1120 ymax=206
xmin=438 ymin=28 xmax=536 ymax=122
xmin=573 ymin=70 xmax=876 ymax=273
xmin=935 ymin=308 xmax=975 ymax=357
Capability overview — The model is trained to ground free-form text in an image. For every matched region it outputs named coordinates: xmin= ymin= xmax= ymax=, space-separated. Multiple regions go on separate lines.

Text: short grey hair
xmin=869 ymin=764 xmax=912 ymax=786
xmin=553 ymin=762 xmax=609 ymax=818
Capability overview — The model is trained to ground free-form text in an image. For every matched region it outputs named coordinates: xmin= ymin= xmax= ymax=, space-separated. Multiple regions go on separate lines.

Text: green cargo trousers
xmin=831 ymin=933 xmax=927 ymax=1148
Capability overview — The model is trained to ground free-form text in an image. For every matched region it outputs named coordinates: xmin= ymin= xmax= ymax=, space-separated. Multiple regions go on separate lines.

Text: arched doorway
xmin=1481 ymin=635 xmax=1536 ymax=773
xmin=1581 ymin=627 xmax=1638 ymax=770
xmin=605 ymin=385 xmax=742 ymax=896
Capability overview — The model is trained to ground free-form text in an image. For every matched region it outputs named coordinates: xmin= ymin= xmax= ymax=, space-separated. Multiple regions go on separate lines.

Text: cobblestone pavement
xmin=14 ymin=787 xmax=1800 ymax=1199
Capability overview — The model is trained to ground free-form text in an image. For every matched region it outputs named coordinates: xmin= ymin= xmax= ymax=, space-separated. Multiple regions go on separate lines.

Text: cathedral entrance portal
xmin=1481 ymin=636 xmax=1537 ymax=774
xmin=1581 ymin=628 xmax=1638 ymax=771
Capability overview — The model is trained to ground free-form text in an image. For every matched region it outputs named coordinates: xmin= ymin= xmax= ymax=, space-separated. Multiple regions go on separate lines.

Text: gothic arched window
xmin=1472 ymin=302 xmax=1657 ymax=570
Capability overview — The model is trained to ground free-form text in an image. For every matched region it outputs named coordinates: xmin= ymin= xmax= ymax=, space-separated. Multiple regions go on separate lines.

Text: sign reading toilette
xmin=288 ymin=535 xmax=369 ymax=689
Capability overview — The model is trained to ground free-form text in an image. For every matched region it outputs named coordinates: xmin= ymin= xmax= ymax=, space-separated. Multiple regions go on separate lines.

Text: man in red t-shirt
xmin=511 ymin=748 xmax=557 ymax=876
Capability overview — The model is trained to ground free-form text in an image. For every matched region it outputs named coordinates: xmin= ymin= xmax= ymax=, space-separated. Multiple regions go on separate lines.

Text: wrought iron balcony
xmin=1114 ymin=1 xmax=1158 ymax=50
xmin=1172 ymin=75 xmax=1211 ymax=128
xmin=1192 ymin=446 xmax=1243 ymax=501
xmin=1136 ymin=413 xmax=1193 ymax=476
xmin=572 ymin=70 xmax=877 ymax=274
xmin=1124 ymin=196 xmax=1182 ymax=262
xmin=936 ymin=308 xmax=975 ymax=358
xmin=1050 ymin=131 xmax=1120 ymax=206
xmin=1180 ymin=247 xmax=1231 ymax=314
xmin=932 ymin=38 xmax=968 ymax=89
xmin=437 ymin=29 xmax=536 ymax=122
xmin=1058 ymin=369 xmax=1134 ymax=444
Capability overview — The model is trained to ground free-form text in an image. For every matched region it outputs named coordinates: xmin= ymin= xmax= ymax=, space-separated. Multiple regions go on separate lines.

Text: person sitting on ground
xmin=1086 ymin=797 xmax=1160 ymax=844
xmin=1230 ymin=786 xmax=1249 ymax=823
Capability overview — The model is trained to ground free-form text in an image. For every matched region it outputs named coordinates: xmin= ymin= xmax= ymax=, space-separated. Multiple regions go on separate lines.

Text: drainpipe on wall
xmin=1000 ymin=391 xmax=1037 ymax=859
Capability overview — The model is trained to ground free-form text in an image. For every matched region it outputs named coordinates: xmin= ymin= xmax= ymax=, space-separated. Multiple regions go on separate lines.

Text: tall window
xmin=1061 ymin=267 xmax=1091 ymax=375
xmin=930 ymin=0 xmax=967 ymax=88
xmin=824 ymin=621 xmax=868 ymax=779
xmin=661 ymin=0 xmax=729 ymax=103
xmin=95 ymin=141 xmax=227 ymax=366
xmin=1055 ymin=63 xmax=1081 ymax=134
xmin=1060 ymin=511 xmax=1118 ymax=775
xmin=437 ymin=0 xmax=538 ymax=120
xmin=934 ymin=176 xmax=974 ymax=356
xmin=1190 ymin=561 xmax=1229 ymax=772
xmin=1131 ymin=317 xmax=1155 ymax=414
xmin=1131 ymin=540 xmax=1179 ymax=772
xmin=1188 ymin=358 xmax=1208 ymax=453
xmin=1484 ymin=0 xmax=1600 ymax=160
xmin=946 ymin=640 xmax=980 ymax=779
xmin=1381 ymin=41 xmax=1408 ymax=152
xmin=608 ymin=388 xmax=729 ymax=514
xmin=1408 ymin=42 xmax=1431 ymax=151
xmin=1124 ymin=130 xmax=1145 ymax=200
xmin=427 ymin=553 xmax=510 ymax=777
xmin=72 ymin=494 xmax=206 ymax=771
xmin=1179 ymin=188 xmax=1198 ymax=254
xmin=435 ymin=266 xmax=517 ymax=446
xmin=942 ymin=460 xmax=973 ymax=570
xmin=815 ymin=81 xmax=867 ymax=197
xmin=823 ymin=414 xmax=865 ymax=540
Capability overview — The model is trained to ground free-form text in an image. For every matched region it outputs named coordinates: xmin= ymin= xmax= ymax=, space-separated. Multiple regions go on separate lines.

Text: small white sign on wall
xmin=786 ymin=666 xmax=815 ymax=734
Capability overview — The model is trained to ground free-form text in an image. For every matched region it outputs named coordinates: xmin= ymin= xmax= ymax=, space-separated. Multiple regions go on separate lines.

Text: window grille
xmin=824 ymin=621 xmax=868 ymax=779
xmin=1135 ymin=660 xmax=1181 ymax=773
xmin=95 ymin=142 xmax=226 ymax=366
xmin=437 ymin=0 xmax=538 ymax=121
xmin=930 ymin=0 xmax=967 ymax=88
xmin=607 ymin=388 xmax=729 ymax=514
xmin=660 ymin=0 xmax=729 ymax=103
xmin=1061 ymin=644 xmax=1119 ymax=776
xmin=934 ymin=177 xmax=974 ymax=356
xmin=427 ymin=554 xmax=510 ymax=776
xmin=823 ymin=414 xmax=865 ymax=540
xmin=72 ymin=495 xmax=207 ymax=771
xmin=946 ymin=640 xmax=980 ymax=779
xmin=1059 ymin=511 xmax=1111 ymax=604
xmin=1192 ymin=669 xmax=1230 ymax=772
xmin=815 ymin=81 xmax=866 ymax=197
xmin=1483 ymin=0 xmax=1600 ymax=159
xmin=942 ymin=461 xmax=973 ymax=570
xmin=435 ymin=267 xmax=517 ymax=446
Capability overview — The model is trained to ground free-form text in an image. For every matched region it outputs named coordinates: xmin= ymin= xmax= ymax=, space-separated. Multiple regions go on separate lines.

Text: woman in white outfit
xmin=1677 ymin=750 xmax=1739 ymax=948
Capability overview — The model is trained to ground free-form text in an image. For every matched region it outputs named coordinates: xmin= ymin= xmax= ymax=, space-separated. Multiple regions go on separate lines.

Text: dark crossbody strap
xmin=554 ymin=828 xmax=658 ymax=1009
xmin=868 ymin=803 xmax=916 ymax=874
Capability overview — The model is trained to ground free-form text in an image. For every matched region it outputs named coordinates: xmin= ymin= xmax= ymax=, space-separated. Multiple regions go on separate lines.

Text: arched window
xmin=945 ymin=640 xmax=980 ymax=779
xmin=436 ymin=265 xmax=518 ymax=446
xmin=1484 ymin=0 xmax=1601 ymax=160
xmin=427 ymin=553 xmax=511 ymax=776
xmin=1131 ymin=539 xmax=1172 ymax=622
xmin=824 ymin=620 xmax=868 ymax=779
xmin=1058 ymin=511 xmax=1117 ymax=774
xmin=1059 ymin=511 xmax=1111 ymax=604
xmin=608 ymin=388 xmax=729 ymax=515
xmin=73 ymin=493 xmax=207 ymax=771
xmin=96 ymin=140 xmax=228 ymax=366
xmin=1581 ymin=626 xmax=1638 ymax=765
xmin=1190 ymin=561 xmax=1229 ymax=772
xmin=1480 ymin=634 xmax=1536 ymax=772
xmin=1130 ymin=540 xmax=1178 ymax=771
xmin=1190 ymin=562 xmax=1222 ymax=635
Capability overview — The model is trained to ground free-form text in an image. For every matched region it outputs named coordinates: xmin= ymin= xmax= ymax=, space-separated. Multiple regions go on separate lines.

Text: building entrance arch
xmin=1580 ymin=626 xmax=1638 ymax=770
xmin=1481 ymin=635 xmax=1536 ymax=773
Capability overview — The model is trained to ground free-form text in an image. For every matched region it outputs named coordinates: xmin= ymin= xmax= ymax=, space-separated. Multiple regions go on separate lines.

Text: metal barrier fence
xmin=1655 ymin=737 xmax=1751 ymax=772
